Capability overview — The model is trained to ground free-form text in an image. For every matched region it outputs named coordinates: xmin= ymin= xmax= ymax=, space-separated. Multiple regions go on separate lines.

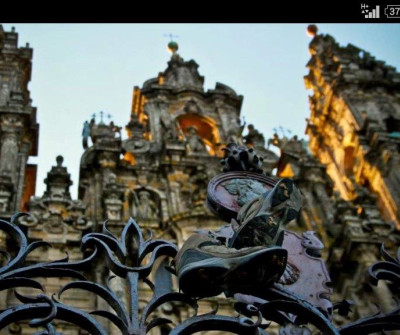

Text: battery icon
xmin=385 ymin=5 xmax=400 ymax=18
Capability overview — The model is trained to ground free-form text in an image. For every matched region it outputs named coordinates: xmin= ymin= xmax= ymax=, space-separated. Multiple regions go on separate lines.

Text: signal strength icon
xmin=361 ymin=4 xmax=380 ymax=18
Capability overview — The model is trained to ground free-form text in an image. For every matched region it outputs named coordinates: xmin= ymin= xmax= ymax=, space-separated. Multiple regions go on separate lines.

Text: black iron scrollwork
xmin=0 ymin=214 xmax=400 ymax=334
xmin=337 ymin=244 xmax=400 ymax=335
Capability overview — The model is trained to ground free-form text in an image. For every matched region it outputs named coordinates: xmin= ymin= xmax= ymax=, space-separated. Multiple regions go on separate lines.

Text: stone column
xmin=0 ymin=132 xmax=19 ymax=182
xmin=0 ymin=115 xmax=23 ymax=213
xmin=15 ymin=141 xmax=30 ymax=212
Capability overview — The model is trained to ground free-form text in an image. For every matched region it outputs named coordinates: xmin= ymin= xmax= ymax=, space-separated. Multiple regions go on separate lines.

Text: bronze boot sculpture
xmin=175 ymin=233 xmax=288 ymax=298
xmin=175 ymin=144 xmax=302 ymax=299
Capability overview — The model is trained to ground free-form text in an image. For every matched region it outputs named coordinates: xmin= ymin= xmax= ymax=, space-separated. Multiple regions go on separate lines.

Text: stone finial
xmin=243 ymin=124 xmax=265 ymax=148
xmin=307 ymin=24 xmax=318 ymax=37
xmin=56 ymin=155 xmax=64 ymax=167
xmin=168 ymin=41 xmax=179 ymax=54
xmin=164 ymin=33 xmax=179 ymax=54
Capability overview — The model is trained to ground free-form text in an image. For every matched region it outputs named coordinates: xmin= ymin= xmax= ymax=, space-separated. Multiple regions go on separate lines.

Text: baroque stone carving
xmin=162 ymin=53 xmax=204 ymax=89
xmin=131 ymin=189 xmax=159 ymax=220
xmin=159 ymin=103 xmax=179 ymax=140
xmin=103 ymin=172 xmax=124 ymax=221
xmin=186 ymin=126 xmax=207 ymax=153
xmin=243 ymin=124 xmax=265 ymax=148
xmin=0 ymin=133 xmax=18 ymax=180
xmin=19 ymin=156 xmax=91 ymax=244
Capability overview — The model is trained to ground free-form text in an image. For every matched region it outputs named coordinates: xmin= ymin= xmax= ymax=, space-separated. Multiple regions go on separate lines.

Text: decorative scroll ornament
xmin=0 ymin=215 xmax=399 ymax=333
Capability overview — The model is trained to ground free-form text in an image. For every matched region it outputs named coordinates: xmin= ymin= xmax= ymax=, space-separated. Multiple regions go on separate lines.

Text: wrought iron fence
xmin=0 ymin=213 xmax=399 ymax=334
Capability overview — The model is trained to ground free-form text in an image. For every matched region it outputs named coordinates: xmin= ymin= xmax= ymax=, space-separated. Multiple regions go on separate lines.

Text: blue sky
xmin=3 ymin=24 xmax=400 ymax=199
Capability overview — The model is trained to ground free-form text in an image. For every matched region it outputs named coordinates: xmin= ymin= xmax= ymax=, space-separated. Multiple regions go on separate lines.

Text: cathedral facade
xmin=0 ymin=25 xmax=398 ymax=334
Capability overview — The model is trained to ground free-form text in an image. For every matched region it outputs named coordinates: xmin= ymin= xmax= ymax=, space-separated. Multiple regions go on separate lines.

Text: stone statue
xmin=122 ymin=114 xmax=150 ymax=156
xmin=109 ymin=121 xmax=122 ymax=137
xmin=243 ymin=124 xmax=265 ymax=148
xmin=82 ymin=121 xmax=91 ymax=149
xmin=160 ymin=107 xmax=179 ymax=140
xmin=281 ymin=135 xmax=307 ymax=155
xmin=132 ymin=190 xmax=159 ymax=220
xmin=268 ymin=132 xmax=292 ymax=150
xmin=186 ymin=126 xmax=207 ymax=153
xmin=174 ymin=144 xmax=303 ymax=298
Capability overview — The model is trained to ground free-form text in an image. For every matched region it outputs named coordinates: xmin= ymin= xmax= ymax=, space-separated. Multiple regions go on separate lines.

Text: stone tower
xmin=0 ymin=26 xmax=39 ymax=217
xmin=305 ymin=27 xmax=400 ymax=228
xmin=303 ymin=26 xmax=399 ymax=322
